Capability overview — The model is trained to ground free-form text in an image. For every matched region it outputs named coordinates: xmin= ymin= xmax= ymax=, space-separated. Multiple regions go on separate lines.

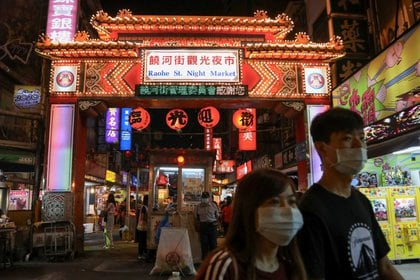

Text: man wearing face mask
xmin=298 ymin=107 xmax=403 ymax=280
xmin=194 ymin=191 xmax=219 ymax=260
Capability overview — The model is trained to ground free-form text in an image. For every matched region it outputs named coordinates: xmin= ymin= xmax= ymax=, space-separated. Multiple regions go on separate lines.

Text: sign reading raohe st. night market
xmin=143 ymin=49 xmax=240 ymax=83
xmin=136 ymin=85 xmax=248 ymax=97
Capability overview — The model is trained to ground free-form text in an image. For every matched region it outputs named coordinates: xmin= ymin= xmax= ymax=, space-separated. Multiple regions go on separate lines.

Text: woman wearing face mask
xmin=195 ymin=168 xmax=307 ymax=280
xmin=298 ymin=107 xmax=403 ymax=280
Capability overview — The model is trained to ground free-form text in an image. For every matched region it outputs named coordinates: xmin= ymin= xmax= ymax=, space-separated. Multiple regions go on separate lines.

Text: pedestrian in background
xmin=221 ymin=196 xmax=233 ymax=236
xmin=136 ymin=195 xmax=149 ymax=261
xmin=196 ymin=168 xmax=306 ymax=280
xmin=194 ymin=191 xmax=219 ymax=260
xmin=104 ymin=192 xmax=116 ymax=249
xmin=298 ymin=107 xmax=403 ymax=279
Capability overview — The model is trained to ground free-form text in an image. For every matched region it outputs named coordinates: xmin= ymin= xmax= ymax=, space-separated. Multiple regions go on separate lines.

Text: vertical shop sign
xmin=326 ymin=0 xmax=372 ymax=85
xmin=213 ymin=138 xmax=222 ymax=161
xmin=120 ymin=108 xmax=132 ymax=151
xmin=46 ymin=0 xmax=79 ymax=43
xmin=106 ymin=108 xmax=120 ymax=144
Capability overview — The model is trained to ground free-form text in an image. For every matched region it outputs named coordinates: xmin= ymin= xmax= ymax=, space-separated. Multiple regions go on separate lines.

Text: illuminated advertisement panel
xmin=332 ymin=25 xmax=419 ymax=124
xmin=106 ymin=108 xmax=120 ymax=144
xmin=143 ymin=49 xmax=240 ymax=83
xmin=120 ymin=108 xmax=132 ymax=151
xmin=46 ymin=0 xmax=79 ymax=43
xmin=46 ymin=104 xmax=74 ymax=191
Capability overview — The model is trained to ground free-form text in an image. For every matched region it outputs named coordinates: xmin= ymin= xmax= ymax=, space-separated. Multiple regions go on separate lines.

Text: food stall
xmin=146 ymin=148 xmax=214 ymax=263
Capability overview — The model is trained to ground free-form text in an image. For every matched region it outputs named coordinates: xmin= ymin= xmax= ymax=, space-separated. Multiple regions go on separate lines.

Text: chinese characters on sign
xmin=120 ymin=108 xmax=132 ymax=151
xmin=136 ymin=85 xmax=247 ymax=97
xmin=46 ymin=0 xmax=79 ymax=43
xmin=106 ymin=108 xmax=120 ymax=144
xmin=144 ymin=49 xmax=240 ymax=82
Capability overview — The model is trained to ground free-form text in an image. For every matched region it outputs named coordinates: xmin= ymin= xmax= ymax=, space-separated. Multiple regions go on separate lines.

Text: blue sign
xmin=120 ymin=108 xmax=132 ymax=151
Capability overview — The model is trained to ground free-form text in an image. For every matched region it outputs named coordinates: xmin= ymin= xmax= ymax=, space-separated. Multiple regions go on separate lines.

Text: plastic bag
xmin=150 ymin=227 xmax=196 ymax=276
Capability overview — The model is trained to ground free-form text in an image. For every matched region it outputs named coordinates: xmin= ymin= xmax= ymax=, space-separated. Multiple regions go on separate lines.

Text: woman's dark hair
xmin=107 ymin=193 xmax=116 ymax=204
xmin=224 ymin=168 xmax=305 ymax=279
xmin=310 ymin=107 xmax=364 ymax=143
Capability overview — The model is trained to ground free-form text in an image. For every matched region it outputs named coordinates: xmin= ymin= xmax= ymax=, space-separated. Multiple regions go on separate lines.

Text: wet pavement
xmin=1 ymin=231 xmax=420 ymax=279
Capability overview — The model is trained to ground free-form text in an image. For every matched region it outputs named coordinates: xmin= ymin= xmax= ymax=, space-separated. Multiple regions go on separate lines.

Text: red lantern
xmin=197 ymin=106 xmax=220 ymax=128
xmin=166 ymin=109 xmax=188 ymax=131
xmin=233 ymin=108 xmax=255 ymax=130
xmin=129 ymin=107 xmax=150 ymax=130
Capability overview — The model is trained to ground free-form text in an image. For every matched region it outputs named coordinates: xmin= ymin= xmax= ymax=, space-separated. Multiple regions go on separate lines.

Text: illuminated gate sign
xmin=143 ymin=49 xmax=240 ymax=82
xmin=136 ymin=85 xmax=247 ymax=97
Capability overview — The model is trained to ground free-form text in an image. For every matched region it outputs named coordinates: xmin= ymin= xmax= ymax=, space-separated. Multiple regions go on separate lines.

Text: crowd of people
xmin=194 ymin=107 xmax=404 ymax=280
xmin=95 ymin=107 xmax=405 ymax=279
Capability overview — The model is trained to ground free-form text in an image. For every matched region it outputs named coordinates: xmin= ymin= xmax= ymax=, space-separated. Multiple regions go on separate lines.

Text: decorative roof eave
xmin=245 ymin=50 xmax=345 ymax=61
xmin=35 ymin=32 xmax=141 ymax=59
xmin=244 ymin=33 xmax=345 ymax=61
xmin=91 ymin=9 xmax=294 ymax=41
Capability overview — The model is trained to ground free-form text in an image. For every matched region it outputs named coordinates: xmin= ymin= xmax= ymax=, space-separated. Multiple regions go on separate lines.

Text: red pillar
xmin=72 ymin=105 xmax=88 ymax=254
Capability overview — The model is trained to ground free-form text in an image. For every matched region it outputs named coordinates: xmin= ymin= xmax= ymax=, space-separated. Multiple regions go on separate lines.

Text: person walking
xmin=221 ymin=196 xmax=233 ymax=236
xmin=136 ymin=195 xmax=149 ymax=261
xmin=298 ymin=107 xmax=403 ymax=279
xmin=195 ymin=168 xmax=306 ymax=280
xmin=194 ymin=191 xmax=219 ymax=260
xmin=104 ymin=192 xmax=116 ymax=249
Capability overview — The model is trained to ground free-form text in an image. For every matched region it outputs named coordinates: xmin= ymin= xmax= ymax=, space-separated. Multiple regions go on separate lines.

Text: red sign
xmin=129 ymin=107 xmax=150 ymax=130
xmin=166 ymin=109 xmax=188 ymax=130
xmin=197 ymin=106 xmax=220 ymax=128
xmin=234 ymin=108 xmax=256 ymax=151
xmin=236 ymin=160 xmax=252 ymax=180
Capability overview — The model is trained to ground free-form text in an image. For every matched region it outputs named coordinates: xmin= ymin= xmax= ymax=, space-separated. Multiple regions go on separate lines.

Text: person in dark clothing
xmin=136 ymin=195 xmax=148 ymax=261
xmin=194 ymin=191 xmax=219 ymax=260
xmin=298 ymin=107 xmax=403 ymax=280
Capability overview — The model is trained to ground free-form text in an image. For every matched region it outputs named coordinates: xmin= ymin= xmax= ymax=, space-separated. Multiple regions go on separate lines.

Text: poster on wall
xmin=9 ymin=190 xmax=30 ymax=210
xmin=52 ymin=65 xmax=77 ymax=92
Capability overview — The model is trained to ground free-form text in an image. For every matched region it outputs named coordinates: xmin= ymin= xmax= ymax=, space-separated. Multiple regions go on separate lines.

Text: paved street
xmin=1 ymin=232 xmax=420 ymax=279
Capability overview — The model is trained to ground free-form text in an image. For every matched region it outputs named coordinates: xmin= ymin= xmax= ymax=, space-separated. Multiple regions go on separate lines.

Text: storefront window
xmin=181 ymin=168 xmax=205 ymax=211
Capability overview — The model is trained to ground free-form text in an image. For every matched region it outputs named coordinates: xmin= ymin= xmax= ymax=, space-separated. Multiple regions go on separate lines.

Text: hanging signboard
xmin=120 ymin=108 xmax=132 ymax=151
xmin=105 ymin=108 xmax=120 ymax=144
xmin=143 ymin=49 xmax=240 ymax=83
xmin=136 ymin=85 xmax=247 ymax=97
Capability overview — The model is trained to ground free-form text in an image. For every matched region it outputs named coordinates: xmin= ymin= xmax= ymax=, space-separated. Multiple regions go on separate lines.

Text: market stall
xmin=146 ymin=148 xmax=214 ymax=264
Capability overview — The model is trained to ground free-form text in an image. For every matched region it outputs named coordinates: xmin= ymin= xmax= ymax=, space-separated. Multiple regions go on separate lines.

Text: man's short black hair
xmin=310 ymin=107 xmax=364 ymax=143
xmin=201 ymin=191 xmax=210 ymax=198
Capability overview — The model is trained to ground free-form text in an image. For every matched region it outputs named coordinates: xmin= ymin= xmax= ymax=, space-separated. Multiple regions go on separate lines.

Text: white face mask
xmin=201 ymin=198 xmax=209 ymax=203
xmin=331 ymin=147 xmax=367 ymax=176
xmin=256 ymin=207 xmax=303 ymax=246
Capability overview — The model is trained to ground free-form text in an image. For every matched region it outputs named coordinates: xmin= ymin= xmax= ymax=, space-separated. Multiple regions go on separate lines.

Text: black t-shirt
xmin=298 ymin=184 xmax=390 ymax=280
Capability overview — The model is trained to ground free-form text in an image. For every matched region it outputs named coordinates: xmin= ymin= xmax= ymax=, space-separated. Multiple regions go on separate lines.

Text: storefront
xmin=35 ymin=9 xmax=345 ymax=253
xmin=332 ymin=23 xmax=420 ymax=261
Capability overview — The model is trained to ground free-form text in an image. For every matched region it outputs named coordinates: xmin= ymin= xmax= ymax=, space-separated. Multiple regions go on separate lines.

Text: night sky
xmin=99 ymin=0 xmax=290 ymax=18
